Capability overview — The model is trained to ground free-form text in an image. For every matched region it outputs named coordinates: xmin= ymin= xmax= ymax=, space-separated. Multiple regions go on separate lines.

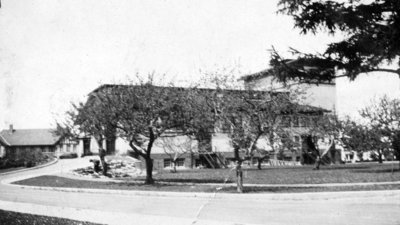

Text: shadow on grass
xmin=246 ymin=164 xmax=373 ymax=172
xmin=137 ymin=178 xmax=232 ymax=184
xmin=352 ymin=168 xmax=400 ymax=174
xmin=318 ymin=165 xmax=373 ymax=170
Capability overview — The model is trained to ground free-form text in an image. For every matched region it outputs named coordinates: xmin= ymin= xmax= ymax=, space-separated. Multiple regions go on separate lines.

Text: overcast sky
xmin=0 ymin=0 xmax=399 ymax=129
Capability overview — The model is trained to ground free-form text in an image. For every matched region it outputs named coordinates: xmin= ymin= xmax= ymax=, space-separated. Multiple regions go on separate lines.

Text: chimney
xmin=9 ymin=124 xmax=14 ymax=133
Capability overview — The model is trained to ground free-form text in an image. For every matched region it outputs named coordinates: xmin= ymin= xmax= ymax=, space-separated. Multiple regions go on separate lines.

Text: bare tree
xmin=98 ymin=82 xmax=193 ymax=184
xmin=58 ymin=97 xmax=118 ymax=175
xmin=361 ymin=95 xmax=400 ymax=166
xmin=303 ymin=114 xmax=342 ymax=170
xmin=157 ymin=135 xmax=197 ymax=172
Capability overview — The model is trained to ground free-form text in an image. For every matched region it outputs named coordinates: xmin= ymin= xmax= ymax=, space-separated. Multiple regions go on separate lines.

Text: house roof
xmin=0 ymin=129 xmax=61 ymax=147
xmin=89 ymin=84 xmax=329 ymax=115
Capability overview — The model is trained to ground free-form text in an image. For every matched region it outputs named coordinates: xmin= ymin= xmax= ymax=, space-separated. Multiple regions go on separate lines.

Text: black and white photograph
xmin=0 ymin=0 xmax=400 ymax=224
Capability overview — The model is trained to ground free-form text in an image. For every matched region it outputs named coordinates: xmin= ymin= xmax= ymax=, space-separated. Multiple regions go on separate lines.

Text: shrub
xmin=24 ymin=160 xmax=35 ymax=168
xmin=59 ymin=152 xmax=78 ymax=159
xmin=81 ymin=152 xmax=98 ymax=157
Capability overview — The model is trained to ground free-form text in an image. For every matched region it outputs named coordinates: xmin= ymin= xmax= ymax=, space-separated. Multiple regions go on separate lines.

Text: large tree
xmin=59 ymin=96 xmax=118 ymax=175
xmin=270 ymin=0 xmax=400 ymax=83
xmin=97 ymin=83 xmax=193 ymax=184
xmin=212 ymin=87 xmax=302 ymax=191
xmin=341 ymin=120 xmax=389 ymax=163
xmin=360 ymin=95 xmax=400 ymax=165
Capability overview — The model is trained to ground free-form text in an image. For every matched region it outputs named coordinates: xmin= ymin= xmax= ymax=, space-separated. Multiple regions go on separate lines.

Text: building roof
xmin=0 ymin=129 xmax=61 ymax=147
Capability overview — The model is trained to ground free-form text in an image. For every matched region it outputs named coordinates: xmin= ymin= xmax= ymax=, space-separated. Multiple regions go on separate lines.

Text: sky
xmin=0 ymin=0 xmax=399 ymax=129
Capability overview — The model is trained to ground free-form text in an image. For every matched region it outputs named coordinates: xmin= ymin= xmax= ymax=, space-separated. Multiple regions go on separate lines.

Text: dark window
xmin=164 ymin=159 xmax=171 ymax=168
xmin=176 ymin=158 xmax=185 ymax=167
xmin=195 ymin=159 xmax=202 ymax=167
xmin=164 ymin=158 xmax=185 ymax=167
xmin=294 ymin=136 xmax=301 ymax=143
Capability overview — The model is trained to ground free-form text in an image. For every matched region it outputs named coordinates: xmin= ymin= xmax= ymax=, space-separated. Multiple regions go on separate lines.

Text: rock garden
xmin=71 ymin=156 xmax=144 ymax=179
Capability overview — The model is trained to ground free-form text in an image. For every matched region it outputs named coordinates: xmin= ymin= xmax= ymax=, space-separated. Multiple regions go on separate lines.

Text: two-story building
xmin=80 ymin=84 xmax=332 ymax=169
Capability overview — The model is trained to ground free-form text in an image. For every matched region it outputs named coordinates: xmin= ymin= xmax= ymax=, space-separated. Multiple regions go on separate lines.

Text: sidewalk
xmin=0 ymin=200 xmax=251 ymax=225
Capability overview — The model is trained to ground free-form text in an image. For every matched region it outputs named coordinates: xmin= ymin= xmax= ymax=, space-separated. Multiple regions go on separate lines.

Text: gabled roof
xmin=0 ymin=129 xmax=61 ymax=147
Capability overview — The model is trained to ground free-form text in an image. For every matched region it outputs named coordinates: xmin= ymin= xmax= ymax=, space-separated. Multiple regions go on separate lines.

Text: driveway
xmin=0 ymin=158 xmax=399 ymax=225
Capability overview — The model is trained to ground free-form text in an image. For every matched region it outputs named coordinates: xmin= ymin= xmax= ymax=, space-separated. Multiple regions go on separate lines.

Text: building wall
xmin=55 ymin=139 xmax=80 ymax=157
xmin=211 ymin=133 xmax=232 ymax=153
xmin=245 ymin=76 xmax=336 ymax=111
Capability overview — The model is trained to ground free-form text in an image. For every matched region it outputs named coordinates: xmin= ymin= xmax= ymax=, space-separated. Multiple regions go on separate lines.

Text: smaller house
xmin=0 ymin=125 xmax=79 ymax=160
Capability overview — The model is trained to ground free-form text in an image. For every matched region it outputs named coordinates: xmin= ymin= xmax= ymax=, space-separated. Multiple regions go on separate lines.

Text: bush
xmin=10 ymin=159 xmax=25 ymax=167
xmin=81 ymin=152 xmax=98 ymax=157
xmin=59 ymin=152 xmax=78 ymax=159
xmin=24 ymin=160 xmax=36 ymax=168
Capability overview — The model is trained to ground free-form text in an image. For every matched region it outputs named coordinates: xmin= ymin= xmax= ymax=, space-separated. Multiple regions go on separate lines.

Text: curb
xmin=0 ymin=158 xmax=59 ymax=176
xmin=14 ymin=184 xmax=217 ymax=199
xmin=11 ymin=183 xmax=400 ymax=201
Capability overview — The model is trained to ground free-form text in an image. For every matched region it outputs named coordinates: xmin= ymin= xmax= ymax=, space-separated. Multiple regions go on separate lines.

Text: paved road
xmin=0 ymin=158 xmax=400 ymax=225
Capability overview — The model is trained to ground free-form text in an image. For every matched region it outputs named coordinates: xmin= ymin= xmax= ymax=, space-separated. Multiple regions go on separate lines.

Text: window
xmin=294 ymin=136 xmax=301 ymax=143
xmin=0 ymin=145 xmax=5 ymax=158
xmin=164 ymin=158 xmax=185 ymax=168
xmin=164 ymin=159 xmax=171 ymax=168
xmin=176 ymin=158 xmax=185 ymax=167
xmin=195 ymin=159 xmax=202 ymax=167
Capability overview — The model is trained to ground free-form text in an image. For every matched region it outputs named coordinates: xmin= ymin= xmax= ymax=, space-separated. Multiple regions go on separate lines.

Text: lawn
xmin=146 ymin=162 xmax=400 ymax=184
xmin=0 ymin=209 xmax=103 ymax=225
xmin=14 ymin=175 xmax=400 ymax=193
xmin=13 ymin=162 xmax=400 ymax=193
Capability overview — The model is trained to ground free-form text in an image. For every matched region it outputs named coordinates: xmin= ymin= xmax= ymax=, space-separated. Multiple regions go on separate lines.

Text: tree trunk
xmin=190 ymin=151 xmax=194 ymax=169
xmin=96 ymin=138 xmax=107 ymax=176
xmin=314 ymin=156 xmax=321 ymax=170
xmin=172 ymin=161 xmax=177 ymax=173
xmin=236 ymin=160 xmax=243 ymax=193
xmin=234 ymin=146 xmax=243 ymax=193
xmin=145 ymin=157 xmax=154 ymax=184
xmin=378 ymin=150 xmax=383 ymax=164
xmin=99 ymin=148 xmax=107 ymax=175
xmin=257 ymin=158 xmax=262 ymax=170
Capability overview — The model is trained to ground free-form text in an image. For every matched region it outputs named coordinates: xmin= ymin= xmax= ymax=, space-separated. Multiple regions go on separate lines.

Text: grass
xmin=0 ymin=209 xmax=103 ymax=225
xmin=14 ymin=175 xmax=400 ymax=193
xmin=13 ymin=162 xmax=400 ymax=193
xmin=145 ymin=162 xmax=400 ymax=184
